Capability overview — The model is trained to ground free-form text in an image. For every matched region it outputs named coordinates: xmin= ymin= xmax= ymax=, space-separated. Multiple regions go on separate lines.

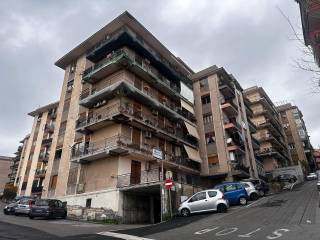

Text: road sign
xmin=164 ymin=179 xmax=173 ymax=189
xmin=152 ymin=148 xmax=163 ymax=160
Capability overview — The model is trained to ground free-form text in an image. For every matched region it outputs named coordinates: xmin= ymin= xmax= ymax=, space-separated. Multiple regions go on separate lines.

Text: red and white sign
xmin=164 ymin=179 xmax=173 ymax=189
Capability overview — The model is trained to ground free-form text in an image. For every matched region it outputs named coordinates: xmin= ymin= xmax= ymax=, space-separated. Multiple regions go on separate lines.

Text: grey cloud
xmin=0 ymin=0 xmax=319 ymax=155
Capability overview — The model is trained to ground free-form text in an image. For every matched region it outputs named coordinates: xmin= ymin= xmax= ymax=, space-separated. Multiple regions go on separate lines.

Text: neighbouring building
xmin=39 ymin=11 xmax=202 ymax=224
xmin=0 ymin=156 xmax=12 ymax=194
xmin=244 ymin=86 xmax=291 ymax=177
xmin=192 ymin=66 xmax=262 ymax=183
xmin=16 ymin=102 xmax=58 ymax=198
xmin=296 ymin=0 xmax=320 ymax=66
xmin=277 ymin=103 xmax=315 ymax=172
xmin=314 ymin=149 xmax=320 ymax=169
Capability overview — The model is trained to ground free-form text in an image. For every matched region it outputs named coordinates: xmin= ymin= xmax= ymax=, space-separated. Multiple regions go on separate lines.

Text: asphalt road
xmin=0 ymin=181 xmax=319 ymax=240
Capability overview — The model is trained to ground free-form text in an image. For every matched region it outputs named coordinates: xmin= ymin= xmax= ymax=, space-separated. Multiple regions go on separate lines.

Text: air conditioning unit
xmin=145 ymin=131 xmax=152 ymax=139
xmin=77 ymin=183 xmax=85 ymax=193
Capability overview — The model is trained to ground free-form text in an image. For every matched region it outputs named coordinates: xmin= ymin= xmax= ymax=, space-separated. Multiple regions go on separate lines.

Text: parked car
xmin=275 ymin=174 xmax=297 ymax=183
xmin=15 ymin=198 xmax=35 ymax=216
xmin=3 ymin=201 xmax=19 ymax=215
xmin=240 ymin=181 xmax=259 ymax=200
xmin=29 ymin=199 xmax=67 ymax=219
xmin=178 ymin=189 xmax=229 ymax=217
xmin=242 ymin=178 xmax=269 ymax=196
xmin=306 ymin=173 xmax=317 ymax=181
xmin=214 ymin=182 xmax=249 ymax=206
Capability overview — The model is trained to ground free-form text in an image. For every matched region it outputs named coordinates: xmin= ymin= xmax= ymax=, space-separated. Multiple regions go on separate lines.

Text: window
xmin=201 ymin=95 xmax=211 ymax=105
xmin=189 ymin=192 xmax=207 ymax=203
xmin=86 ymin=198 xmax=92 ymax=208
xmin=208 ymin=191 xmax=217 ymax=198
xmin=54 ymin=149 xmax=62 ymax=160
xmin=205 ymin=132 xmax=215 ymax=144
xmin=66 ymin=80 xmax=74 ymax=92
xmin=203 ymin=114 xmax=213 ymax=124
xmin=224 ymin=184 xmax=237 ymax=192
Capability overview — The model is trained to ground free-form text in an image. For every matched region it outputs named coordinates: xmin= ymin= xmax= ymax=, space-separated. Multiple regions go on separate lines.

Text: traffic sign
xmin=164 ymin=179 xmax=173 ymax=189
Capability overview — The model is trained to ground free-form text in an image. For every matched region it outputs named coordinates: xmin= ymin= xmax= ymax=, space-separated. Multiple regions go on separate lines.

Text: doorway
xmin=130 ymin=160 xmax=141 ymax=185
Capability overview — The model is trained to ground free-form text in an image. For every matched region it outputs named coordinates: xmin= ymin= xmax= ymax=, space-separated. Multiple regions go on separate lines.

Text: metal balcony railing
xmin=76 ymin=102 xmax=198 ymax=147
xmin=117 ymin=168 xmax=160 ymax=188
xmin=35 ymin=169 xmax=46 ymax=176
xmin=31 ymin=186 xmax=43 ymax=193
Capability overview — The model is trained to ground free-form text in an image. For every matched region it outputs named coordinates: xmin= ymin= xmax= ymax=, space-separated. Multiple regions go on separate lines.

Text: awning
xmin=183 ymin=145 xmax=202 ymax=163
xmin=181 ymin=99 xmax=194 ymax=114
xmin=184 ymin=121 xmax=200 ymax=139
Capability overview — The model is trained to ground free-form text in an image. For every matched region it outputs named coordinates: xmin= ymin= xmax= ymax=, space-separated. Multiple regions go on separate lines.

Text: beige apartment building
xmin=277 ymin=103 xmax=315 ymax=172
xmin=16 ymin=102 xmax=58 ymax=197
xmin=36 ymin=11 xmax=202 ymax=223
xmin=192 ymin=66 xmax=262 ymax=183
xmin=0 ymin=156 xmax=12 ymax=193
xmin=244 ymin=86 xmax=291 ymax=175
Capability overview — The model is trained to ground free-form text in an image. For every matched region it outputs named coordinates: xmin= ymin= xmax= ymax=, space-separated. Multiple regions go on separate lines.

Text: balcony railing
xmin=117 ymin=168 xmax=160 ymax=188
xmin=76 ymin=102 xmax=198 ymax=147
xmin=31 ymin=186 xmax=43 ymax=193
xmin=35 ymin=169 xmax=46 ymax=177
xmin=44 ymin=123 xmax=55 ymax=133
xmin=42 ymin=138 xmax=52 ymax=145
xmin=86 ymin=27 xmax=190 ymax=87
xmin=71 ymin=134 xmax=152 ymax=160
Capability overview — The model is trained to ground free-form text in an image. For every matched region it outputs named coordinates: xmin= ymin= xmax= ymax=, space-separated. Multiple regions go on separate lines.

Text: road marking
xmin=215 ymin=227 xmax=238 ymax=236
xmin=266 ymin=229 xmax=289 ymax=239
xmin=238 ymin=228 xmax=262 ymax=238
xmin=97 ymin=231 xmax=154 ymax=240
xmin=194 ymin=227 xmax=219 ymax=234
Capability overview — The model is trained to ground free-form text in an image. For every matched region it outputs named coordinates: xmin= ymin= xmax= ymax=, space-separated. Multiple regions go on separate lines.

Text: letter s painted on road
xmin=266 ymin=229 xmax=289 ymax=239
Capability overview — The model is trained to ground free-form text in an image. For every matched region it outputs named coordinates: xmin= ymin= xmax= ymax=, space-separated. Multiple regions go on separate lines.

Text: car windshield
xmin=35 ymin=200 xmax=49 ymax=206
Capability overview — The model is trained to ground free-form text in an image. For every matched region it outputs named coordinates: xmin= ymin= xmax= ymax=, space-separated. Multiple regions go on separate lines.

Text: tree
xmin=278 ymin=6 xmax=320 ymax=93
xmin=2 ymin=184 xmax=17 ymax=201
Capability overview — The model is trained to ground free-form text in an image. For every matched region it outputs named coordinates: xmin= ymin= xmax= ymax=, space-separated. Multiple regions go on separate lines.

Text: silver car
xmin=240 ymin=182 xmax=260 ymax=200
xmin=178 ymin=189 xmax=229 ymax=217
xmin=14 ymin=198 xmax=35 ymax=216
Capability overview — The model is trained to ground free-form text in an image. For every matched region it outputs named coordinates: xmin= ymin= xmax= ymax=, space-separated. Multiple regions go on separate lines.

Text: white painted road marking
xmin=98 ymin=231 xmax=154 ymax=240
xmin=238 ymin=228 xmax=262 ymax=238
xmin=266 ymin=229 xmax=290 ymax=239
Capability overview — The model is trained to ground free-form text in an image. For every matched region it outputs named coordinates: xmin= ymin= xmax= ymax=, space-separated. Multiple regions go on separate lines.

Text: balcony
xmin=31 ymin=186 xmax=43 ymax=194
xmin=44 ymin=123 xmax=55 ymax=133
xmin=224 ymin=121 xmax=241 ymax=133
xmin=221 ymin=102 xmax=238 ymax=117
xmin=259 ymin=133 xmax=287 ymax=150
xmin=39 ymin=152 xmax=49 ymax=162
xmin=256 ymin=120 xmax=283 ymax=137
xmin=79 ymin=80 xmax=196 ymax=124
xmin=227 ymin=144 xmax=245 ymax=155
xmin=247 ymin=118 xmax=257 ymax=133
xmin=255 ymin=147 xmax=289 ymax=162
xmin=86 ymin=27 xmax=190 ymax=88
xmin=34 ymin=169 xmax=46 ymax=178
xmin=251 ymin=136 xmax=260 ymax=150
xmin=42 ymin=138 xmax=52 ymax=146
xmin=219 ymin=84 xmax=235 ymax=99
xmin=117 ymin=168 xmax=160 ymax=188
xmin=71 ymin=134 xmax=153 ymax=163
xmin=76 ymin=102 xmax=197 ymax=148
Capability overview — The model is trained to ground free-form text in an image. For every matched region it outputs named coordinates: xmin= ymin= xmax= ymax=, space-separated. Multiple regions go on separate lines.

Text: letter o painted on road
xmin=216 ymin=227 xmax=238 ymax=236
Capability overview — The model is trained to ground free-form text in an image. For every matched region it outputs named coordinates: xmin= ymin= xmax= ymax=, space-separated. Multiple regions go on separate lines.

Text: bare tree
xmin=277 ymin=6 xmax=320 ymax=93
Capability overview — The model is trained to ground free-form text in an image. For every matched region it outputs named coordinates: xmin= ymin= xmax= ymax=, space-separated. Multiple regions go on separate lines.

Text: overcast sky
xmin=0 ymin=0 xmax=319 ymax=156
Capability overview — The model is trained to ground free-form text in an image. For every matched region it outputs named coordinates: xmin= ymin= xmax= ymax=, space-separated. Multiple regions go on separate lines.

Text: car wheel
xmin=180 ymin=208 xmax=190 ymax=217
xmin=239 ymin=197 xmax=247 ymax=205
xmin=250 ymin=193 xmax=259 ymax=201
xmin=29 ymin=215 xmax=34 ymax=219
xmin=217 ymin=204 xmax=227 ymax=213
xmin=4 ymin=211 xmax=9 ymax=215
xmin=14 ymin=212 xmax=19 ymax=216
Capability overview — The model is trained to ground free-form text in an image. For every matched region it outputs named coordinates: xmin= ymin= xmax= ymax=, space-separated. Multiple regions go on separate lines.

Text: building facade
xmin=314 ymin=149 xmax=320 ymax=169
xmin=192 ymin=66 xmax=261 ymax=182
xmin=16 ymin=102 xmax=58 ymax=197
xmin=0 ymin=156 xmax=12 ymax=194
xmin=296 ymin=0 xmax=320 ymax=66
xmin=39 ymin=11 xmax=202 ymax=223
xmin=277 ymin=103 xmax=315 ymax=172
xmin=244 ymin=86 xmax=291 ymax=176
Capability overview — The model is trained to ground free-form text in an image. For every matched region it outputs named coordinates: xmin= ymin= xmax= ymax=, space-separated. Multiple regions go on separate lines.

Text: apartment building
xmin=314 ymin=149 xmax=320 ymax=169
xmin=0 ymin=156 xmax=12 ymax=193
xmin=192 ymin=66 xmax=261 ymax=183
xmin=277 ymin=103 xmax=315 ymax=172
xmin=244 ymin=86 xmax=291 ymax=175
xmin=16 ymin=102 xmax=58 ymax=197
xmin=41 ymin=11 xmax=201 ymax=223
